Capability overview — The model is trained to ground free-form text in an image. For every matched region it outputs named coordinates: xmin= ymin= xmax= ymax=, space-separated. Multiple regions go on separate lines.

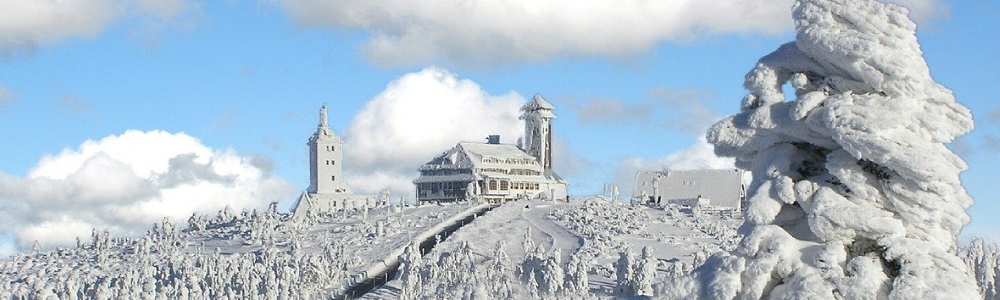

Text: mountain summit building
xmin=292 ymin=105 xmax=374 ymax=218
xmin=414 ymin=94 xmax=568 ymax=203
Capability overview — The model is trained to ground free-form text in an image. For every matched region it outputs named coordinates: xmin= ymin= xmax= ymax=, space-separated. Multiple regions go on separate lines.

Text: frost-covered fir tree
xmin=399 ymin=244 xmax=423 ymax=300
xmin=565 ymin=253 xmax=590 ymax=294
xmin=702 ymin=0 xmax=980 ymax=298
xmin=635 ymin=246 xmax=656 ymax=296
xmin=615 ymin=250 xmax=635 ymax=296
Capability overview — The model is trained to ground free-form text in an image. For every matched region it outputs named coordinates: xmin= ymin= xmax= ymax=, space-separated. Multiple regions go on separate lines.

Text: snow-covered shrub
xmin=701 ymin=0 xmax=979 ymax=298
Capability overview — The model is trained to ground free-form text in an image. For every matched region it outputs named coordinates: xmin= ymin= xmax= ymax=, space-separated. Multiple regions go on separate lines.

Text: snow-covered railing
xmin=340 ymin=202 xmax=498 ymax=299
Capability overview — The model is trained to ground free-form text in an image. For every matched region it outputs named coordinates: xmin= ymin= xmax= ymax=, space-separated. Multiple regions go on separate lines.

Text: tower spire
xmin=319 ymin=104 xmax=328 ymax=129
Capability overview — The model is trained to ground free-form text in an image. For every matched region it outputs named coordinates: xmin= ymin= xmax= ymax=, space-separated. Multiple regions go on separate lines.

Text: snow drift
xmin=702 ymin=0 xmax=978 ymax=298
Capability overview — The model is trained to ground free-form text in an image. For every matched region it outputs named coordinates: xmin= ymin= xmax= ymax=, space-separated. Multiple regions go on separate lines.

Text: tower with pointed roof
xmin=292 ymin=104 xmax=376 ymax=220
xmin=308 ymin=104 xmax=353 ymax=195
xmin=520 ymin=94 xmax=556 ymax=170
xmin=413 ymin=94 xmax=567 ymax=203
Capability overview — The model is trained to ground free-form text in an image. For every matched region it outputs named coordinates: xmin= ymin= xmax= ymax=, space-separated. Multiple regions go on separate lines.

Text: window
xmin=489 ymin=180 xmax=498 ymax=190
xmin=331 ymin=175 xmax=336 ymax=181
xmin=500 ymin=181 xmax=509 ymax=191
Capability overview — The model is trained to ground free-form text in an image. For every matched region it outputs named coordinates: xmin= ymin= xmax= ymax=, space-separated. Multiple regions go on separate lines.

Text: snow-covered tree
xmin=566 ymin=252 xmax=591 ymax=294
xmin=961 ymin=239 xmax=1000 ymax=300
xmin=702 ymin=0 xmax=979 ymax=298
xmin=399 ymin=244 xmax=423 ymax=300
xmin=635 ymin=246 xmax=656 ymax=295
xmin=615 ymin=250 xmax=635 ymax=296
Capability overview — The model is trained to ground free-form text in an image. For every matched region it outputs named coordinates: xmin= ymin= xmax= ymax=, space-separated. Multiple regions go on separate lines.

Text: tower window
xmin=331 ymin=175 xmax=336 ymax=181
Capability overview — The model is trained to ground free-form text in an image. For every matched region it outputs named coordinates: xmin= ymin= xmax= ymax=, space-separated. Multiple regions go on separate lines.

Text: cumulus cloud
xmin=611 ymin=137 xmax=736 ymax=196
xmin=0 ymin=0 xmax=200 ymax=55
xmin=0 ymin=130 xmax=295 ymax=250
xmin=274 ymin=0 xmax=947 ymax=66
xmin=342 ymin=67 xmax=525 ymax=198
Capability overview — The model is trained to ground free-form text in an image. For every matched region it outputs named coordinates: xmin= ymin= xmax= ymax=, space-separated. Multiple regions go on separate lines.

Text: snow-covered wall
xmin=701 ymin=0 xmax=979 ymax=298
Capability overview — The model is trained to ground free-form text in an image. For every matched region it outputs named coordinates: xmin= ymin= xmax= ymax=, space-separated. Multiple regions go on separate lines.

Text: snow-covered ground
xmin=364 ymin=198 xmax=742 ymax=299
xmin=1 ymin=196 xmax=996 ymax=299
xmin=0 ymin=202 xmax=476 ymax=298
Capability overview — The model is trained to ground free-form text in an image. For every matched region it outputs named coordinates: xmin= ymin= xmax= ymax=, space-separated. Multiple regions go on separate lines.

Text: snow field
xmin=366 ymin=198 xmax=742 ymax=299
xmin=0 ymin=201 xmax=471 ymax=299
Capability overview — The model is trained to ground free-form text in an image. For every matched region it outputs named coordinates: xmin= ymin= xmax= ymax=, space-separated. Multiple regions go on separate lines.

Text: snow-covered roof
xmin=530 ymin=94 xmax=555 ymax=110
xmin=419 ymin=142 xmax=542 ymax=171
xmin=521 ymin=94 xmax=557 ymax=119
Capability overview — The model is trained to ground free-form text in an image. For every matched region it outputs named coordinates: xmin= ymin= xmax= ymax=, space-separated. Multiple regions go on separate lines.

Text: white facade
xmin=308 ymin=104 xmax=352 ymax=195
xmin=521 ymin=94 xmax=556 ymax=170
xmin=634 ymin=169 xmax=746 ymax=210
xmin=292 ymin=105 xmax=375 ymax=219
xmin=414 ymin=94 xmax=567 ymax=203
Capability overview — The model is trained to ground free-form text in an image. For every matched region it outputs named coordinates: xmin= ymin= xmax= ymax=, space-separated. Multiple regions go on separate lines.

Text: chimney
xmin=486 ymin=135 xmax=500 ymax=144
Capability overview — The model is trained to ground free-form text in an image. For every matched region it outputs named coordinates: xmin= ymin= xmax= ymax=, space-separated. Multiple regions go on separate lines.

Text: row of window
xmin=418 ymin=181 xmax=465 ymax=191
xmin=476 ymin=168 xmax=541 ymax=176
xmin=420 ymin=168 xmax=473 ymax=176
xmin=481 ymin=157 xmax=537 ymax=165
xmin=509 ymin=169 xmax=541 ymax=176
xmin=416 ymin=180 xmax=541 ymax=193
xmin=488 ymin=180 xmax=540 ymax=191
xmin=325 ymin=160 xmax=336 ymax=166
xmin=325 ymin=146 xmax=336 ymax=152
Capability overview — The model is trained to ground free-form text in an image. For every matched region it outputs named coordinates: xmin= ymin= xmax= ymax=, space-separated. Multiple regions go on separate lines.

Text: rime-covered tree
xmin=635 ymin=246 xmax=656 ymax=296
xmin=703 ymin=0 xmax=979 ymax=298
xmin=615 ymin=250 xmax=635 ymax=296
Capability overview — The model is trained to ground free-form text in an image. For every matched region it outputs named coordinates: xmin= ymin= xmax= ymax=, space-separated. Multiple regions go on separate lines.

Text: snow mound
xmin=703 ymin=0 xmax=978 ymax=298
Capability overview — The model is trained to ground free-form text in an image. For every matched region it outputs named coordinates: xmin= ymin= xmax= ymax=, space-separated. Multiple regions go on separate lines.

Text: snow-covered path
xmin=521 ymin=203 xmax=585 ymax=263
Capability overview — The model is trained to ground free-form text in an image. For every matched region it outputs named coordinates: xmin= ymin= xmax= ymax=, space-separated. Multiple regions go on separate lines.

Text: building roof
xmin=420 ymin=142 xmax=543 ymax=171
xmin=522 ymin=94 xmax=557 ymax=119
xmin=530 ymin=94 xmax=555 ymax=110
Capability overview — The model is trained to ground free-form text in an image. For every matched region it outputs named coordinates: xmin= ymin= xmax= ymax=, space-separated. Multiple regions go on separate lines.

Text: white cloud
xmin=611 ymin=137 xmax=736 ymax=196
xmin=0 ymin=0 xmax=199 ymax=55
xmin=0 ymin=130 xmax=296 ymax=250
xmin=275 ymin=0 xmax=946 ymax=66
xmin=342 ymin=67 xmax=525 ymax=198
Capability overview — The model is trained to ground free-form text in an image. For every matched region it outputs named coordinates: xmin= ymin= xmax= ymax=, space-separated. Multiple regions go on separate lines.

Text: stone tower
xmin=308 ymin=104 xmax=353 ymax=194
xmin=520 ymin=94 xmax=556 ymax=170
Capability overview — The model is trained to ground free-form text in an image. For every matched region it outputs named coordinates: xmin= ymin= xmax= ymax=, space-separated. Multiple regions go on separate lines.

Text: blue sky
xmin=0 ymin=0 xmax=997 ymax=253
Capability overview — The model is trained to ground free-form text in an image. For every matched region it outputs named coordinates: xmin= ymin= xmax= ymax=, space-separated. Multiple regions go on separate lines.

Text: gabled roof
xmin=419 ymin=142 xmax=541 ymax=171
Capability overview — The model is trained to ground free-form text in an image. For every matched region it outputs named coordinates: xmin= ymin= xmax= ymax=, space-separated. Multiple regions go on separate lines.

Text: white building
xmin=634 ymin=169 xmax=746 ymax=210
xmin=292 ymin=105 xmax=375 ymax=218
xmin=414 ymin=94 xmax=568 ymax=203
